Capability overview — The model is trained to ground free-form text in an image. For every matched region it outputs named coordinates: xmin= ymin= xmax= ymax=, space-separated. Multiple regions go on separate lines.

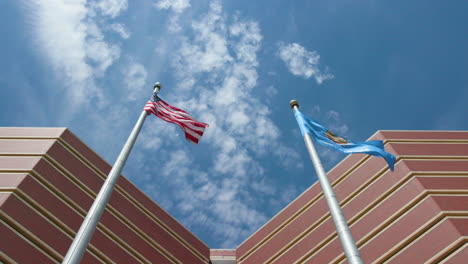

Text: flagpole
xmin=290 ymin=100 xmax=363 ymax=264
xmin=62 ymin=82 xmax=162 ymax=264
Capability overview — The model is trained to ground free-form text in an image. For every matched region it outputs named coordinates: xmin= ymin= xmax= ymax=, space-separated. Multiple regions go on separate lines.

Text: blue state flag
xmin=294 ymin=110 xmax=396 ymax=171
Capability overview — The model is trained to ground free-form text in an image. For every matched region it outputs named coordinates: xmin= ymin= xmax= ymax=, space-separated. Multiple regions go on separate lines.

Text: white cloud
xmin=137 ymin=117 xmax=180 ymax=153
xmin=326 ymin=110 xmax=349 ymax=135
xmin=25 ymin=0 xmax=128 ymax=108
xmin=154 ymin=0 xmax=191 ymax=32
xmin=92 ymin=0 xmax=128 ymax=18
xmin=123 ymin=61 xmax=148 ymax=101
xmin=109 ymin=23 xmax=131 ymax=39
xmin=265 ymin=85 xmax=278 ymax=96
xmin=86 ymin=37 xmax=121 ymax=76
xmin=150 ymin=149 xmax=270 ymax=248
xmin=273 ymin=145 xmax=304 ymax=169
xmin=27 ymin=0 xmax=93 ymax=103
xmin=155 ymin=0 xmax=191 ymax=13
xmin=278 ymin=42 xmax=333 ymax=84
xmin=140 ymin=0 xmax=304 ymax=247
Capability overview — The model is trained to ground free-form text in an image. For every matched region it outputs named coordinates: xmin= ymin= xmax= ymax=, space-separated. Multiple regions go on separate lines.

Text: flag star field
xmin=1 ymin=0 xmax=467 ymax=248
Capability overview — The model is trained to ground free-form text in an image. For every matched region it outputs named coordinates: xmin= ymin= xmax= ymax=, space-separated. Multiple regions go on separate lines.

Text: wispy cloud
xmin=142 ymin=0 xmax=302 ymax=247
xmin=24 ymin=0 xmax=129 ymax=108
xmin=123 ymin=60 xmax=148 ymax=101
xmin=154 ymin=0 xmax=191 ymax=32
xmin=278 ymin=42 xmax=333 ymax=84
xmin=154 ymin=0 xmax=191 ymax=13
xmin=91 ymin=0 xmax=128 ymax=18
xmin=22 ymin=0 xmax=157 ymax=166
xmin=108 ymin=23 xmax=131 ymax=39
xmin=326 ymin=110 xmax=349 ymax=135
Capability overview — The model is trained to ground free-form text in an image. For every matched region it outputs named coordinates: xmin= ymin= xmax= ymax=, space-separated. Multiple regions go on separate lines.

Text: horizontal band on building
xmin=237 ymin=135 xmax=468 ymax=263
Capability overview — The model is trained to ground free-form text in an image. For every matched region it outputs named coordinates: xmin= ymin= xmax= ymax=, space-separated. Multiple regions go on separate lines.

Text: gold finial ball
xmin=154 ymin=82 xmax=162 ymax=90
xmin=289 ymin=99 xmax=299 ymax=109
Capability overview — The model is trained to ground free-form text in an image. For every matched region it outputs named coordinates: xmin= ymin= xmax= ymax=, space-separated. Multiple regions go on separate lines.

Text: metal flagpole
xmin=290 ymin=100 xmax=363 ymax=264
xmin=62 ymin=82 xmax=162 ymax=264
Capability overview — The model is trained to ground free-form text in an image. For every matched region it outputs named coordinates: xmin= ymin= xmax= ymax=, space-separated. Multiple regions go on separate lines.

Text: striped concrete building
xmin=237 ymin=130 xmax=468 ymax=264
xmin=0 ymin=128 xmax=209 ymax=263
xmin=1 ymin=128 xmax=467 ymax=263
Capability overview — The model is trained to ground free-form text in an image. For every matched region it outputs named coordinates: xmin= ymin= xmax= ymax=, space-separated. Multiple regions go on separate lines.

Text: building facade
xmin=1 ymin=128 xmax=467 ymax=263
xmin=0 ymin=128 xmax=209 ymax=263
xmin=237 ymin=131 xmax=468 ymax=264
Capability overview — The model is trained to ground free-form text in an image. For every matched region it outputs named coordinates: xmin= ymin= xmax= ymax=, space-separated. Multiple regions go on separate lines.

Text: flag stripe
xmin=155 ymin=101 xmax=207 ymax=128
xmin=144 ymin=95 xmax=208 ymax=144
xmin=153 ymin=101 xmax=206 ymax=126
xmin=153 ymin=108 xmax=204 ymax=136
xmin=147 ymin=104 xmax=205 ymax=143
xmin=185 ymin=131 xmax=199 ymax=143
xmin=159 ymin=100 xmax=190 ymax=115
xmin=157 ymin=102 xmax=191 ymax=119
xmin=156 ymin=102 xmax=195 ymax=122
xmin=184 ymin=127 xmax=202 ymax=139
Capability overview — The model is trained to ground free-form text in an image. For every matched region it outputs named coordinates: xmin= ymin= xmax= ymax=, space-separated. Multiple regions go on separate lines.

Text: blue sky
xmin=1 ymin=0 xmax=467 ymax=248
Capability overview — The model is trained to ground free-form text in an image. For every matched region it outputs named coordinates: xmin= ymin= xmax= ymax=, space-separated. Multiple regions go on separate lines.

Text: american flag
xmin=144 ymin=92 xmax=209 ymax=144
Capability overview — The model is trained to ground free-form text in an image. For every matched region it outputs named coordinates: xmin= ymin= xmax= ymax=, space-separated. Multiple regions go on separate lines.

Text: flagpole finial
xmin=153 ymin=82 xmax=162 ymax=94
xmin=290 ymin=99 xmax=299 ymax=109
xmin=154 ymin=82 xmax=162 ymax=90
